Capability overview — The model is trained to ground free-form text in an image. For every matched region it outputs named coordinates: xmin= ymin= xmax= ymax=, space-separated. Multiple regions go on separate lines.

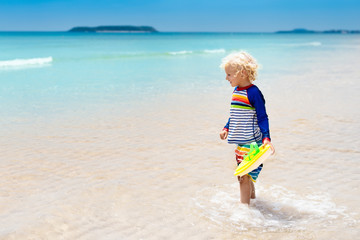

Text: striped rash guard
xmin=223 ymin=84 xmax=271 ymax=145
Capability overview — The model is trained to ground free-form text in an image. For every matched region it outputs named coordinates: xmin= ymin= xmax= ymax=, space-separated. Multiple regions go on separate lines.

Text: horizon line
xmin=1 ymin=28 xmax=359 ymax=33
xmin=1 ymin=30 xmax=359 ymax=33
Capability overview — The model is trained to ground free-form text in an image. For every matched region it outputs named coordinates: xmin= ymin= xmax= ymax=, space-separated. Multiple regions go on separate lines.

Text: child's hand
xmin=220 ymin=130 xmax=228 ymax=140
xmin=263 ymin=139 xmax=275 ymax=154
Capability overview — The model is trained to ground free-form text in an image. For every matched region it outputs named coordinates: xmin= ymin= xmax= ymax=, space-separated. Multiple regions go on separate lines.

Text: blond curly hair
xmin=220 ymin=51 xmax=259 ymax=81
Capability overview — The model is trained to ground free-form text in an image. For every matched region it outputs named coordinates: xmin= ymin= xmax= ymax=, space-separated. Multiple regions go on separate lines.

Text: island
xmin=276 ymin=28 xmax=360 ymax=34
xmin=68 ymin=25 xmax=158 ymax=33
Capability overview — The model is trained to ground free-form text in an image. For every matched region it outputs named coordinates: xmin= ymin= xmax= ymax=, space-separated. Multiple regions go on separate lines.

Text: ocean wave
xmin=167 ymin=50 xmax=193 ymax=55
xmin=203 ymin=48 xmax=226 ymax=53
xmin=194 ymin=183 xmax=357 ymax=232
xmin=167 ymin=49 xmax=226 ymax=56
xmin=0 ymin=57 xmax=53 ymax=68
xmin=283 ymin=42 xmax=322 ymax=47
xmin=308 ymin=42 xmax=322 ymax=46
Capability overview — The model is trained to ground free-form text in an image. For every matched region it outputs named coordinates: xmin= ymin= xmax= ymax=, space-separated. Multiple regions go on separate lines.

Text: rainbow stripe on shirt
xmin=227 ymin=86 xmax=262 ymax=144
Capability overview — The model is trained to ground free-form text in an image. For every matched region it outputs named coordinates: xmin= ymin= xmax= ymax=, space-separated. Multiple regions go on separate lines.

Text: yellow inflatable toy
xmin=234 ymin=142 xmax=273 ymax=177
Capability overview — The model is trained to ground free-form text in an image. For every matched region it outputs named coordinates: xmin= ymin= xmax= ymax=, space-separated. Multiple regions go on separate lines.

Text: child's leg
xmin=250 ymin=181 xmax=256 ymax=199
xmin=235 ymin=142 xmax=263 ymax=204
xmin=238 ymin=175 xmax=252 ymax=204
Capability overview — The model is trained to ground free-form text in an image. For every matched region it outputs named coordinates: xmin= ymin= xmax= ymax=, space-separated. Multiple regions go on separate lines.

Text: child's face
xmin=225 ymin=65 xmax=248 ymax=87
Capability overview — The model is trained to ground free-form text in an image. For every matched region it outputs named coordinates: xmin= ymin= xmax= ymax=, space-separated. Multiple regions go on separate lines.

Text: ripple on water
xmin=193 ymin=183 xmax=358 ymax=233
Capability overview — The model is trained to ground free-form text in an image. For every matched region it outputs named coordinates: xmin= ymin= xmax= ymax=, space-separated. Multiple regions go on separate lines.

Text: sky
xmin=0 ymin=0 xmax=359 ymax=32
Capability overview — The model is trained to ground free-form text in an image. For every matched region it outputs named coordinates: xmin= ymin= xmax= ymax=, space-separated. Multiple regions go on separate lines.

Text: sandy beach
xmin=1 ymin=32 xmax=359 ymax=239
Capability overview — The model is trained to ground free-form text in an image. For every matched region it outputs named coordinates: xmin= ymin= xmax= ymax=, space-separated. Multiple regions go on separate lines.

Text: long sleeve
xmin=247 ymin=86 xmax=271 ymax=141
xmin=223 ymin=118 xmax=230 ymax=131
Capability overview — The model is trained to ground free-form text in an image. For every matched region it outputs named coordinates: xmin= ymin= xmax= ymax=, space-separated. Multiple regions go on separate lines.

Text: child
xmin=219 ymin=51 xmax=275 ymax=205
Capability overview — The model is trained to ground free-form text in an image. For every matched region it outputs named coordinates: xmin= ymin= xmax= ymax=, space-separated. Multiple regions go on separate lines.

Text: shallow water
xmin=0 ymin=32 xmax=359 ymax=239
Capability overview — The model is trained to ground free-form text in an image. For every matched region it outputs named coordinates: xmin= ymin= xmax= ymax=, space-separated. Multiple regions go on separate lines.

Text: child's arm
xmin=248 ymin=86 xmax=270 ymax=140
xmin=220 ymin=118 xmax=230 ymax=140
xmin=248 ymin=86 xmax=275 ymax=151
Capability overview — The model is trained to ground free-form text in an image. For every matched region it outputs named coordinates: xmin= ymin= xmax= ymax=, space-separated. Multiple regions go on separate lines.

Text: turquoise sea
xmin=1 ymin=33 xmax=359 ymax=113
xmin=1 ymin=32 xmax=359 ymax=239
xmin=1 ymin=32 xmax=358 ymax=116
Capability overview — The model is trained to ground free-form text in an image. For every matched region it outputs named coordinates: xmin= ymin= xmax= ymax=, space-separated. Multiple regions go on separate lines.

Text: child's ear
xmin=241 ymin=69 xmax=247 ymax=77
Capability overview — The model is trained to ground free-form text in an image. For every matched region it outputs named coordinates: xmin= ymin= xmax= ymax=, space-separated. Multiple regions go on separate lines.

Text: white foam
xmin=308 ymin=41 xmax=322 ymax=46
xmin=0 ymin=57 xmax=53 ymax=68
xmin=193 ymin=183 xmax=357 ymax=233
xmin=283 ymin=42 xmax=322 ymax=47
xmin=168 ymin=50 xmax=193 ymax=55
xmin=167 ymin=49 xmax=226 ymax=56
xmin=203 ymin=48 xmax=226 ymax=54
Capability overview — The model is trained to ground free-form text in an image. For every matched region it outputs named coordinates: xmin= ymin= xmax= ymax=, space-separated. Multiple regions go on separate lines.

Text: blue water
xmin=1 ymin=32 xmax=359 ymax=118
xmin=1 ymin=32 xmax=360 ymax=239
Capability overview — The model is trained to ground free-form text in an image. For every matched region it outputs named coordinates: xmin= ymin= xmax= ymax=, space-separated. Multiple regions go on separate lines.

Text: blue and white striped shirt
xmin=224 ymin=84 xmax=270 ymax=145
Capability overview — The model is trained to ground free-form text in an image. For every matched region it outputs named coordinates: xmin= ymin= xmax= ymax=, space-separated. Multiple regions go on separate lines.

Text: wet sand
xmin=1 ymin=48 xmax=360 ymax=239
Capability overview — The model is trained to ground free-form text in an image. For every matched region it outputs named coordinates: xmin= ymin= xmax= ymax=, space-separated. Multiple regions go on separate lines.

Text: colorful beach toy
xmin=234 ymin=142 xmax=273 ymax=177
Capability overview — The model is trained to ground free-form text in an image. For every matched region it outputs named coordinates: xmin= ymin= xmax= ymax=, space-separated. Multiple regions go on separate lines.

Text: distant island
xmin=276 ymin=28 xmax=360 ymax=34
xmin=68 ymin=25 xmax=158 ymax=33
xmin=66 ymin=26 xmax=360 ymax=34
